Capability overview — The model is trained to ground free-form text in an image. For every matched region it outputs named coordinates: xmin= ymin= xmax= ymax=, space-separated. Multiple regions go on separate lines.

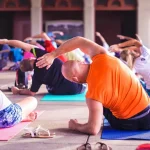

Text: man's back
xmin=86 ymin=54 xmax=149 ymax=119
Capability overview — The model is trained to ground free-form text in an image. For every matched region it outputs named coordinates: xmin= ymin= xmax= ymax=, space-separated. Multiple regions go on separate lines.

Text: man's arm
xmin=32 ymin=32 xmax=51 ymax=41
xmin=0 ymin=39 xmax=36 ymax=52
xmin=69 ymin=98 xmax=103 ymax=135
xmin=36 ymin=36 xmax=107 ymax=69
xmin=11 ymin=87 xmax=36 ymax=96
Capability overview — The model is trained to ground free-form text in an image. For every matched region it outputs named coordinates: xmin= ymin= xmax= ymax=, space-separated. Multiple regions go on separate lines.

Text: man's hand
xmin=11 ymin=86 xmax=20 ymax=95
xmin=36 ymin=53 xmax=55 ymax=69
xmin=68 ymin=119 xmax=78 ymax=130
xmin=0 ymin=39 xmax=8 ymax=45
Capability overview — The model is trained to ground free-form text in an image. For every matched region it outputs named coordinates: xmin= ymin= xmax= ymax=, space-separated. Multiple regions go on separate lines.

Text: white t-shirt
xmin=133 ymin=45 xmax=150 ymax=89
xmin=0 ymin=91 xmax=12 ymax=111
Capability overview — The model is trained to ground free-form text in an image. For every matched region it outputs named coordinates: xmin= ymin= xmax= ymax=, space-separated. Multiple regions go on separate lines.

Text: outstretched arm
xmin=0 ymin=39 xmax=36 ymax=52
xmin=68 ymin=98 xmax=103 ymax=135
xmin=32 ymin=32 xmax=51 ymax=41
xmin=96 ymin=32 xmax=107 ymax=44
xmin=118 ymin=39 xmax=142 ymax=48
xmin=109 ymin=39 xmax=142 ymax=53
xmin=36 ymin=36 xmax=107 ymax=69
xmin=117 ymin=35 xmax=133 ymax=40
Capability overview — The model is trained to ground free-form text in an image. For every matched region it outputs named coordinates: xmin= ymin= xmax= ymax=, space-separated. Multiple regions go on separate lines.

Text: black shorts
xmin=103 ymin=105 xmax=150 ymax=130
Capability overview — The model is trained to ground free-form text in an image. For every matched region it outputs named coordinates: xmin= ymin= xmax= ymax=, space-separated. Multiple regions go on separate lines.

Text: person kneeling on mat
xmin=0 ymin=90 xmax=37 ymax=128
xmin=0 ymin=39 xmax=86 ymax=96
xmin=36 ymin=36 xmax=150 ymax=135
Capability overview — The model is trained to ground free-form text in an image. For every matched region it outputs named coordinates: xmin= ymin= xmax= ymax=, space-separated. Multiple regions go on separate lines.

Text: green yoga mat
xmin=41 ymin=92 xmax=86 ymax=102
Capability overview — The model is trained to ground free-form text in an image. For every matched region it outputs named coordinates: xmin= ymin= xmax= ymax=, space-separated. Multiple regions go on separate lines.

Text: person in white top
xmin=109 ymin=37 xmax=150 ymax=96
xmin=0 ymin=90 xmax=37 ymax=128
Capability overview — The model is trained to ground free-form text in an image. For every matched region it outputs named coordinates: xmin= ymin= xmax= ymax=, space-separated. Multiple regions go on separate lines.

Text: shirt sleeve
xmin=30 ymin=76 xmax=42 ymax=92
xmin=140 ymin=45 xmax=150 ymax=57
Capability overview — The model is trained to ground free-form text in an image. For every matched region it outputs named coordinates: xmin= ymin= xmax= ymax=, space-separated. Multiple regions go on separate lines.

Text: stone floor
xmin=0 ymin=71 xmax=149 ymax=150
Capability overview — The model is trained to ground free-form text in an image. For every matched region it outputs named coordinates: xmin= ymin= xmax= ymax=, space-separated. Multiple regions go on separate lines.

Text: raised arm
xmin=109 ymin=39 xmax=142 ymax=53
xmin=36 ymin=36 xmax=107 ymax=69
xmin=118 ymin=39 xmax=142 ymax=48
xmin=96 ymin=32 xmax=107 ymax=44
xmin=52 ymin=31 xmax=64 ymax=36
xmin=0 ymin=39 xmax=36 ymax=52
xmin=32 ymin=32 xmax=51 ymax=41
xmin=117 ymin=35 xmax=133 ymax=40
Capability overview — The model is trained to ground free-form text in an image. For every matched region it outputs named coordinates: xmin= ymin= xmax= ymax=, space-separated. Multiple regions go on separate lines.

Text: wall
xmin=13 ymin=12 xmax=30 ymax=40
xmin=96 ymin=11 xmax=137 ymax=46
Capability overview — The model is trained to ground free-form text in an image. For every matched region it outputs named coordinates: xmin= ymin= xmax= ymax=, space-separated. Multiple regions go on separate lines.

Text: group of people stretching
xmin=0 ymin=32 xmax=150 ymax=138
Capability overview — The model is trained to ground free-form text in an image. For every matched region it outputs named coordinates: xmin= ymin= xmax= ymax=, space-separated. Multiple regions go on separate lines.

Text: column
xmin=31 ymin=0 xmax=42 ymax=36
xmin=84 ymin=0 xmax=95 ymax=41
xmin=138 ymin=0 xmax=150 ymax=47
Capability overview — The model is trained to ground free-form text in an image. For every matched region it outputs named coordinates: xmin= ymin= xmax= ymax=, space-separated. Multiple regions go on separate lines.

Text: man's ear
xmin=72 ymin=76 xmax=79 ymax=83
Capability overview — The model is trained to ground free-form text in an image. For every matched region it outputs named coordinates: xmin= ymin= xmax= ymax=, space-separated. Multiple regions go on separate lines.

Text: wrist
xmin=51 ymin=50 xmax=57 ymax=58
xmin=4 ymin=39 xmax=8 ymax=45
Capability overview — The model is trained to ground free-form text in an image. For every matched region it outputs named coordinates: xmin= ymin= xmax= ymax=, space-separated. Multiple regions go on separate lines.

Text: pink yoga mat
xmin=0 ymin=111 xmax=44 ymax=141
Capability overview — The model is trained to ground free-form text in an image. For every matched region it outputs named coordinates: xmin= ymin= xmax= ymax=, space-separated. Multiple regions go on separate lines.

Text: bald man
xmin=36 ymin=36 xmax=150 ymax=135
xmin=0 ymin=39 xmax=86 ymax=96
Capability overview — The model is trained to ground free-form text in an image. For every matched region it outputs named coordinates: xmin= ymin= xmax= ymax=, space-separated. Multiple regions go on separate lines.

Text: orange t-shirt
xmin=86 ymin=54 xmax=150 ymax=119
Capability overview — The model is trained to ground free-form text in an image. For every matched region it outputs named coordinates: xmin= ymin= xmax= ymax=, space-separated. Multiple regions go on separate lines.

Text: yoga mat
xmin=41 ymin=92 xmax=86 ymax=102
xmin=0 ymin=111 xmax=44 ymax=141
xmin=101 ymin=119 xmax=150 ymax=140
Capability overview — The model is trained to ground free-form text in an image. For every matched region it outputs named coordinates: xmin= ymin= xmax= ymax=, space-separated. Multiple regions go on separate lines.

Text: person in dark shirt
xmin=0 ymin=39 xmax=86 ymax=96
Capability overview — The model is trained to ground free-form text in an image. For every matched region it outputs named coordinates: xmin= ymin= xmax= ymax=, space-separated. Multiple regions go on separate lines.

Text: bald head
xmin=62 ymin=60 xmax=90 ymax=83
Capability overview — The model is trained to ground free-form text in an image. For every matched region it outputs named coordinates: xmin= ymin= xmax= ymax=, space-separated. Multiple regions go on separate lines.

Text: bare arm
xmin=96 ymin=32 xmax=107 ymax=44
xmin=32 ymin=32 xmax=51 ymax=41
xmin=0 ymin=39 xmax=36 ymax=52
xmin=36 ymin=36 xmax=107 ymax=69
xmin=52 ymin=31 xmax=64 ymax=36
xmin=69 ymin=98 xmax=103 ymax=135
xmin=11 ymin=87 xmax=36 ymax=96
xmin=109 ymin=39 xmax=142 ymax=53
xmin=118 ymin=39 xmax=142 ymax=48
xmin=117 ymin=35 xmax=133 ymax=40
xmin=135 ymin=34 xmax=142 ymax=43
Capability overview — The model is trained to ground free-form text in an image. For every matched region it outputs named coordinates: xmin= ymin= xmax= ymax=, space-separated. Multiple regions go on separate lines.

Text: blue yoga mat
xmin=101 ymin=119 xmax=150 ymax=140
xmin=41 ymin=92 xmax=86 ymax=102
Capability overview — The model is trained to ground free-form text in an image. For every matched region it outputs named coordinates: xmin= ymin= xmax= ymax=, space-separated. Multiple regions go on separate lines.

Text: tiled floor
xmin=0 ymin=71 xmax=149 ymax=150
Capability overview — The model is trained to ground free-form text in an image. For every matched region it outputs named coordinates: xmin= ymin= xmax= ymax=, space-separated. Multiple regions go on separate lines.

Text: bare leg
xmin=16 ymin=96 xmax=37 ymax=121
